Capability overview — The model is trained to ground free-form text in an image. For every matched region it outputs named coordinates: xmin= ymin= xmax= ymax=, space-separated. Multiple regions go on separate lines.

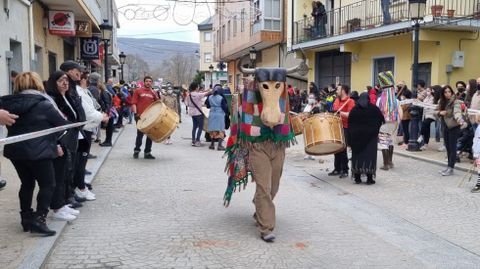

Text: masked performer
xmin=377 ymin=71 xmax=402 ymax=170
xmin=224 ymin=61 xmax=306 ymax=243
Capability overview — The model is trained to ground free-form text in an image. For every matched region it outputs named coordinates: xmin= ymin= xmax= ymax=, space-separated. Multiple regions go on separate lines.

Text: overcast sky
xmin=115 ymin=0 xmax=214 ymax=43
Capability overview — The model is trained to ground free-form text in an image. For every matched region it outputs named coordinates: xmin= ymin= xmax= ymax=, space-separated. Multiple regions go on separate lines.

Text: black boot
xmin=388 ymin=145 xmax=394 ymax=168
xmin=380 ymin=150 xmax=389 ymax=170
xmin=30 ymin=212 xmax=56 ymax=236
xmin=217 ymin=140 xmax=225 ymax=151
xmin=20 ymin=209 xmax=34 ymax=232
xmin=209 ymin=140 xmax=215 ymax=150
xmin=354 ymin=174 xmax=362 ymax=184
xmin=366 ymin=174 xmax=376 ymax=185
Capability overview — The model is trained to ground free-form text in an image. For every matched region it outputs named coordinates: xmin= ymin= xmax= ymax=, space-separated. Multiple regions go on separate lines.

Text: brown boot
xmin=380 ymin=149 xmax=389 ymax=170
xmin=388 ymin=145 xmax=394 ymax=168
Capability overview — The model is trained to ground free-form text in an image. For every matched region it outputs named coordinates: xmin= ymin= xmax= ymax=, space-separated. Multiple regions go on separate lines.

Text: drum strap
xmin=334 ymin=98 xmax=352 ymax=115
xmin=189 ymin=94 xmax=206 ymax=117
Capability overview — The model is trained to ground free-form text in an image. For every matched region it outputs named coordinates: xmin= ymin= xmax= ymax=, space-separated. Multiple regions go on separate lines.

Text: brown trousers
xmin=250 ymin=142 xmax=286 ymax=236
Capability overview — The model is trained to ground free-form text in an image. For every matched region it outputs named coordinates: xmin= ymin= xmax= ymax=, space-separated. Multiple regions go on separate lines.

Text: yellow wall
xmin=33 ymin=2 xmax=64 ymax=79
xmin=343 ymin=29 xmax=480 ymax=91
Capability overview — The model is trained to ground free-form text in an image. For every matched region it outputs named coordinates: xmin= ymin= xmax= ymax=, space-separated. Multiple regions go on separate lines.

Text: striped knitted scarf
xmin=377 ymin=71 xmax=400 ymax=122
xmin=223 ymin=79 xmax=295 ymax=206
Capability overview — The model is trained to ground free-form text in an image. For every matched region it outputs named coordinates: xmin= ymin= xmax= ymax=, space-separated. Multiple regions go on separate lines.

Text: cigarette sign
xmin=49 ymin=11 xmax=75 ymax=36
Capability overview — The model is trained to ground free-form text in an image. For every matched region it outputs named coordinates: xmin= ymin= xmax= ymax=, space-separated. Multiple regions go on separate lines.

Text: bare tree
xmin=154 ymin=54 xmax=198 ymax=86
xmin=123 ymin=54 xmax=150 ymax=82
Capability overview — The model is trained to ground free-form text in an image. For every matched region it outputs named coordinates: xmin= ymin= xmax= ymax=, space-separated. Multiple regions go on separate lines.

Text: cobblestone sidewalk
xmin=42 ymin=118 xmax=480 ymax=269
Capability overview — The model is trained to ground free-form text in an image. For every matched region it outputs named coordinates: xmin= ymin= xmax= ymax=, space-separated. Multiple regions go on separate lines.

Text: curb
xmin=17 ymin=128 xmax=125 ymax=269
xmin=394 ymin=150 xmax=470 ymax=173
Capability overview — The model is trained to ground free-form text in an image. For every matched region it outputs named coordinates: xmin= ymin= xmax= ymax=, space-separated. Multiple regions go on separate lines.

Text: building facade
xmin=290 ymin=0 xmax=480 ymax=91
xmin=0 ymin=0 xmax=120 ymax=96
xmin=198 ymin=17 xmax=219 ymax=87
xmin=214 ymin=0 xmax=307 ymax=91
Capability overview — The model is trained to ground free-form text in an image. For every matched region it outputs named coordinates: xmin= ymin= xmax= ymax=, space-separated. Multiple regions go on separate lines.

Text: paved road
xmin=44 ymin=118 xmax=480 ymax=269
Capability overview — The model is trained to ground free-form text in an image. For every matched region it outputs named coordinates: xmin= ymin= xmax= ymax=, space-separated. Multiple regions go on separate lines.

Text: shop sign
xmin=49 ymin=11 xmax=75 ymax=36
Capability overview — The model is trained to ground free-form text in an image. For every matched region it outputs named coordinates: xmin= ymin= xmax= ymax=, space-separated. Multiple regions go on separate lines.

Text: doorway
xmin=48 ymin=52 xmax=57 ymax=76
xmin=315 ymin=50 xmax=351 ymax=88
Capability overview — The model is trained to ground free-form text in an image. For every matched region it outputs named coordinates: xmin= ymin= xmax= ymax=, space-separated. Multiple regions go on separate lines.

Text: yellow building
xmin=290 ymin=0 xmax=480 ymax=91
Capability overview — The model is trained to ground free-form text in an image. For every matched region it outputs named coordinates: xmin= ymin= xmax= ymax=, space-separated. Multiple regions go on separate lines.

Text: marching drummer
xmin=328 ymin=84 xmax=355 ymax=178
xmin=132 ymin=76 xmax=160 ymax=159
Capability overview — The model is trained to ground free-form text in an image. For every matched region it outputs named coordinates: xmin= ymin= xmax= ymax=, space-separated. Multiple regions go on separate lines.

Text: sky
xmin=115 ymin=0 xmax=215 ymax=43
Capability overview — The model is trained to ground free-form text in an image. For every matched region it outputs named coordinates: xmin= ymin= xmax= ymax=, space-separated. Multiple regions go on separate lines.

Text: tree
xmin=193 ymin=70 xmax=205 ymax=85
xmin=154 ymin=54 xmax=198 ymax=86
xmin=123 ymin=54 xmax=150 ymax=82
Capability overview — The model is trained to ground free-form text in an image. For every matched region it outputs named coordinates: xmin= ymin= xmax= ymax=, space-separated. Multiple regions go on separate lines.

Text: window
xmin=222 ymin=25 xmax=225 ymax=43
xmin=252 ymin=0 xmax=261 ymax=23
xmin=204 ymin=53 xmax=212 ymax=63
xmin=241 ymin=9 xmax=245 ymax=32
xmin=233 ymin=16 xmax=238 ymax=37
xmin=373 ymin=57 xmax=395 ymax=85
xmin=227 ymin=21 xmax=231 ymax=40
xmin=204 ymin=32 xmax=211 ymax=42
xmin=264 ymin=0 xmax=281 ymax=30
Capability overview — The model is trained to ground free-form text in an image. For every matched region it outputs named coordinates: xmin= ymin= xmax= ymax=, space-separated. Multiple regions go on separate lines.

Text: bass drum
xmin=303 ymin=113 xmax=345 ymax=155
xmin=137 ymin=101 xmax=179 ymax=143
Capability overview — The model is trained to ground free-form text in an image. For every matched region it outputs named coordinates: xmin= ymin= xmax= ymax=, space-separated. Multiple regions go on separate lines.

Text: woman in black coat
xmin=46 ymin=71 xmax=83 ymax=220
xmin=348 ymin=92 xmax=385 ymax=184
xmin=2 ymin=72 xmax=70 ymax=236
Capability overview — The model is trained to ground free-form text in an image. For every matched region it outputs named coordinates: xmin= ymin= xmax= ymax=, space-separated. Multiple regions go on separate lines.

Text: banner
xmin=49 ymin=11 xmax=75 ymax=36
xmin=80 ymin=37 xmax=100 ymax=60
xmin=76 ymin=21 xmax=92 ymax=37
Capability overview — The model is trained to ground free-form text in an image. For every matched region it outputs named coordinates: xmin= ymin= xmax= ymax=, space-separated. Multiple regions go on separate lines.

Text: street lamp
xmin=407 ymin=0 xmax=426 ymax=152
xmin=208 ymin=64 xmax=214 ymax=88
xmin=119 ymin=51 xmax=126 ymax=81
xmin=249 ymin=46 xmax=257 ymax=68
xmin=99 ymin=19 xmax=113 ymax=83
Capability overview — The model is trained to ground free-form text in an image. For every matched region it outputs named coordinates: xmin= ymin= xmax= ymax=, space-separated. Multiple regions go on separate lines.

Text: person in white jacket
xmin=471 ymin=114 xmax=480 ymax=193
xmin=75 ymin=73 xmax=108 ymax=198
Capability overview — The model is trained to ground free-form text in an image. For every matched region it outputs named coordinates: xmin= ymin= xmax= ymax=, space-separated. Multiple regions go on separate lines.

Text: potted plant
xmin=431 ymin=5 xmax=444 ymax=17
xmin=447 ymin=9 xmax=455 ymax=18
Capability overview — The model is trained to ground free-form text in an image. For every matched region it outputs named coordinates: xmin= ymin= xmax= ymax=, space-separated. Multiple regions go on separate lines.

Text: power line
xmin=118 ymin=29 xmax=196 ymax=37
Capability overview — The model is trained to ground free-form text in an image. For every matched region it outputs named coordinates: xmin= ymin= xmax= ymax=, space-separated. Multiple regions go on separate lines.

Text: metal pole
xmin=407 ymin=21 xmax=421 ymax=151
xmin=104 ymin=40 xmax=109 ymax=83
xmin=120 ymin=63 xmax=124 ymax=81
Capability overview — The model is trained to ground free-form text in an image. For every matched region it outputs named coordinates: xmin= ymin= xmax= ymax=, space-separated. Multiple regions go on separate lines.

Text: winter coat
xmin=206 ymin=94 xmax=227 ymax=132
xmin=46 ymin=88 xmax=82 ymax=153
xmin=99 ymin=90 xmax=113 ymax=113
xmin=1 ymin=93 xmax=70 ymax=160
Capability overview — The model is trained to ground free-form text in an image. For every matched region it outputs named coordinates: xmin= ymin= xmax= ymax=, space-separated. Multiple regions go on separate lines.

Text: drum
xmin=137 ymin=101 xmax=179 ymax=143
xmin=303 ymin=113 xmax=345 ymax=155
xmin=290 ymin=115 xmax=304 ymax=136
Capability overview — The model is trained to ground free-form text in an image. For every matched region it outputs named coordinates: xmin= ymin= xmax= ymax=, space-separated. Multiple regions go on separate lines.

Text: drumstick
xmin=289 ymin=111 xmax=299 ymax=116
xmin=334 ymin=98 xmax=352 ymax=116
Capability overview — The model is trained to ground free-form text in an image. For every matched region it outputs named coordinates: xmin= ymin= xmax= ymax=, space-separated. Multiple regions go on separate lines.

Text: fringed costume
xmin=377 ymin=71 xmax=402 ymax=170
xmin=223 ymin=77 xmax=295 ymax=239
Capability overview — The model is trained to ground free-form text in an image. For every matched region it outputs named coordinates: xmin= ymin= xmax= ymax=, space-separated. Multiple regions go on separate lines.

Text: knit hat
xmin=60 ymin=61 xmax=85 ymax=72
xmin=89 ymin=72 xmax=101 ymax=84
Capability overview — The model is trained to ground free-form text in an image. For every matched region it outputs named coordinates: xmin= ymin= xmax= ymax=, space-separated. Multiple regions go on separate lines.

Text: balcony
xmin=293 ymin=0 xmax=480 ymax=48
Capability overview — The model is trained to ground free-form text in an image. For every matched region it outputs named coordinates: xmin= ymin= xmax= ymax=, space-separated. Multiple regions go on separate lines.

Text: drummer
xmin=328 ymin=84 xmax=355 ymax=178
xmin=132 ymin=76 xmax=160 ymax=159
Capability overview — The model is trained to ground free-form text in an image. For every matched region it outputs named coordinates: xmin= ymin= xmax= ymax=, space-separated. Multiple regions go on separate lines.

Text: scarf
xmin=223 ymin=78 xmax=295 ymax=206
xmin=377 ymin=71 xmax=400 ymax=122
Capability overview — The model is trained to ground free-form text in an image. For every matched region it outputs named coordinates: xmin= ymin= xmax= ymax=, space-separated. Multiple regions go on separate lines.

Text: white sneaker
xmin=417 ymin=135 xmax=424 ymax=144
xmin=438 ymin=145 xmax=446 ymax=152
xmin=75 ymin=188 xmax=96 ymax=201
xmin=60 ymin=205 xmax=79 ymax=216
xmin=52 ymin=210 xmax=76 ymax=221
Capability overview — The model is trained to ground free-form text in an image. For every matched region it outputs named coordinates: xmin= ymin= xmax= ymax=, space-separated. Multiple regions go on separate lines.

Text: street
xmin=40 ymin=117 xmax=480 ymax=269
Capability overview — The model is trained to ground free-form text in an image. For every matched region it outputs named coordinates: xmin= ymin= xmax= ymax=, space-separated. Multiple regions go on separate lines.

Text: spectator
xmin=436 ymin=85 xmax=467 ymax=176
xmin=397 ymin=81 xmax=412 ymax=148
xmin=417 ymin=87 xmax=435 ymax=150
xmin=206 ymin=85 xmax=227 ymax=150
xmin=2 ymin=72 xmax=70 ymax=236
xmin=98 ymin=82 xmax=115 ymax=147
xmin=186 ymin=82 xmax=210 ymax=147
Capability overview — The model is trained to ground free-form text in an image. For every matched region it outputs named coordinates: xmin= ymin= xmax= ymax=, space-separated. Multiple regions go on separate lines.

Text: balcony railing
xmin=293 ymin=0 xmax=480 ymax=45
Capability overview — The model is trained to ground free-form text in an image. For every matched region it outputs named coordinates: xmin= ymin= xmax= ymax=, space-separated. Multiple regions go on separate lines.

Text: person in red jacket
xmin=368 ymin=86 xmax=377 ymax=105
xmin=328 ymin=85 xmax=355 ymax=178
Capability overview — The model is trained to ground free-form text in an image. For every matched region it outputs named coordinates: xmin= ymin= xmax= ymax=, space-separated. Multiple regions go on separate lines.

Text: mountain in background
xmin=117 ymin=37 xmax=199 ymax=69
